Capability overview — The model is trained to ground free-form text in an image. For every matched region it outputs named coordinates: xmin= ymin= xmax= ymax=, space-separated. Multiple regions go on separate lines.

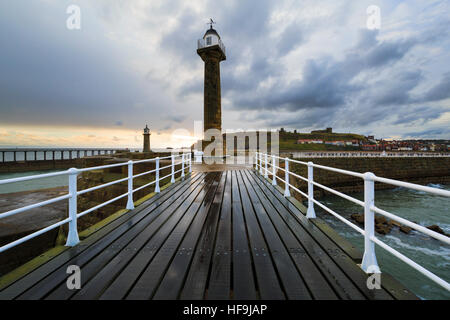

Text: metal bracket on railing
xmin=126 ymin=160 xmax=135 ymax=210
xmin=272 ymin=155 xmax=277 ymax=186
xmin=284 ymin=158 xmax=291 ymax=197
xmin=66 ymin=168 xmax=80 ymax=247
xmin=306 ymin=161 xmax=316 ymax=219
xmin=155 ymin=157 xmax=160 ymax=193
xmin=361 ymin=172 xmax=380 ymax=273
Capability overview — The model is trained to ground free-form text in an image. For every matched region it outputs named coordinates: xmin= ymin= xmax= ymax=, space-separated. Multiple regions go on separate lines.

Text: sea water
xmin=0 ymin=170 xmax=68 ymax=194
xmin=316 ymin=184 xmax=450 ymax=299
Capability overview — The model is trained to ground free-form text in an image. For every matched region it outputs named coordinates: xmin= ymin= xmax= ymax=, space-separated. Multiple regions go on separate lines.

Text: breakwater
xmin=288 ymin=157 xmax=450 ymax=199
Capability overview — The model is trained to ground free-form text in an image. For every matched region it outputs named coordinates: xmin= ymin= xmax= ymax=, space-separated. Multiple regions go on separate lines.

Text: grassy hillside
xmin=280 ymin=131 xmax=366 ymax=142
xmin=278 ymin=141 xmax=360 ymax=151
xmin=277 ymin=131 xmax=366 ymax=151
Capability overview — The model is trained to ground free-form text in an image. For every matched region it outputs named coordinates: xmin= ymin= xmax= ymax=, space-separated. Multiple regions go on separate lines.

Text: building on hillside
xmin=324 ymin=140 xmax=346 ymax=146
xmin=296 ymin=139 xmax=323 ymax=144
xmin=362 ymin=144 xmax=377 ymax=151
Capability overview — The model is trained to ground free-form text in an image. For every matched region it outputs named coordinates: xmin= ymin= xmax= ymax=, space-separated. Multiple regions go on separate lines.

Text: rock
xmin=351 ymin=213 xmax=364 ymax=225
xmin=375 ymin=215 xmax=387 ymax=225
xmin=399 ymin=226 xmax=412 ymax=234
xmin=426 ymin=225 xmax=446 ymax=236
xmin=390 ymin=220 xmax=402 ymax=227
xmin=375 ymin=223 xmax=392 ymax=235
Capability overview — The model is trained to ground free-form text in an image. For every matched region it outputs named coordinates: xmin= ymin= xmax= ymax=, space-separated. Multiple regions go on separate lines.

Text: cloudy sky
xmin=0 ymin=0 xmax=449 ymax=148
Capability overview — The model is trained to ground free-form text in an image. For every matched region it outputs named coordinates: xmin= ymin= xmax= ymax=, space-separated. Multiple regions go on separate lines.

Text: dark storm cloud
xmin=276 ymin=23 xmax=303 ymax=56
xmin=224 ymin=26 xmax=450 ymax=133
xmin=160 ymin=8 xmax=202 ymax=68
xmin=420 ymin=72 xmax=450 ymax=102
xmin=393 ymin=106 xmax=446 ymax=125
xmin=406 ymin=127 xmax=450 ymax=138
xmin=231 ymin=29 xmax=420 ymax=112
xmin=0 ymin=1 xmax=166 ymax=128
xmin=1 ymin=0 xmax=449 ymax=140
xmin=165 ymin=114 xmax=186 ymax=123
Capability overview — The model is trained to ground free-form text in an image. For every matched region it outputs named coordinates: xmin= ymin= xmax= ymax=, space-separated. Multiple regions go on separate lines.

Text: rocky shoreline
xmin=350 ymin=213 xmax=449 ymax=237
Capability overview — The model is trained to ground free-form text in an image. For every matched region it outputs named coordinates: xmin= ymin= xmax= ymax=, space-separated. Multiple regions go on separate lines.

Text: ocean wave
xmin=385 ymin=235 xmax=450 ymax=261
xmin=427 ymin=183 xmax=444 ymax=189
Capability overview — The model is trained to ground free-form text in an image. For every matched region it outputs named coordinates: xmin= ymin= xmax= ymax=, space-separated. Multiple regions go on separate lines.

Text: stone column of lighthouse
xmin=197 ymin=26 xmax=226 ymax=135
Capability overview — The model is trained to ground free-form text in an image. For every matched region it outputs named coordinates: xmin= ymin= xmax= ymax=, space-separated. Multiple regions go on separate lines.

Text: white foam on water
xmin=385 ymin=235 xmax=450 ymax=261
xmin=427 ymin=183 xmax=444 ymax=189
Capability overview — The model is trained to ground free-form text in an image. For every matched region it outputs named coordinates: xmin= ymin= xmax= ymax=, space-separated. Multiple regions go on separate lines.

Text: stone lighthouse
xmin=143 ymin=124 xmax=151 ymax=152
xmin=197 ymin=21 xmax=226 ymax=134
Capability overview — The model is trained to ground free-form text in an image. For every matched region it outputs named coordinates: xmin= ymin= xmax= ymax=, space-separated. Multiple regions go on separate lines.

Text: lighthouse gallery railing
xmin=255 ymin=152 xmax=450 ymax=292
xmin=0 ymin=153 xmax=192 ymax=252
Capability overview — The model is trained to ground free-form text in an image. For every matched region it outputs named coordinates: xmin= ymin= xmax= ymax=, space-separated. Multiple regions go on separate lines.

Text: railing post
xmin=284 ymin=158 xmax=291 ymax=197
xmin=259 ymin=153 xmax=263 ymax=175
xmin=272 ymin=155 xmax=277 ymax=186
xmin=66 ymin=168 xmax=80 ymax=247
xmin=264 ymin=153 xmax=268 ymax=178
xmin=181 ymin=154 xmax=185 ymax=179
xmin=155 ymin=157 xmax=160 ymax=193
xmin=361 ymin=172 xmax=380 ymax=273
xmin=189 ymin=153 xmax=192 ymax=174
xmin=126 ymin=160 xmax=135 ymax=209
xmin=171 ymin=154 xmax=175 ymax=183
xmin=306 ymin=161 xmax=316 ymax=218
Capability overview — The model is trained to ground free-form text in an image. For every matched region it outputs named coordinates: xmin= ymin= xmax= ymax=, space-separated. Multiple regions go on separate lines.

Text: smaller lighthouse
xmin=143 ymin=124 xmax=151 ymax=152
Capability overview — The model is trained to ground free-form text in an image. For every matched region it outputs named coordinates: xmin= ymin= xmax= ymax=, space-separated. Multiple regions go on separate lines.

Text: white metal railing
xmin=255 ymin=152 xmax=450 ymax=291
xmin=0 ymin=153 xmax=192 ymax=253
xmin=197 ymin=38 xmax=226 ymax=56
xmin=285 ymin=151 xmax=450 ymax=158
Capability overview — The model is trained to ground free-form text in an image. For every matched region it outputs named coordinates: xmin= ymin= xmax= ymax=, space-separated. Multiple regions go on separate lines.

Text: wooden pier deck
xmin=0 ymin=169 xmax=416 ymax=300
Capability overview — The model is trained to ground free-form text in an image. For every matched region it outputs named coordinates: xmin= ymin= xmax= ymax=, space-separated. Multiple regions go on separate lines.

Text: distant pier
xmin=0 ymin=148 xmax=127 ymax=163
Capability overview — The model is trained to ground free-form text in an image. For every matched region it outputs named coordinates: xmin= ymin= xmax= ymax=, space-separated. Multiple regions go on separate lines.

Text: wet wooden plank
xmin=252 ymin=171 xmax=393 ymax=300
xmin=3 ymin=172 xmax=202 ymax=300
xmin=247 ymin=171 xmax=364 ymax=299
xmin=125 ymin=172 xmax=221 ymax=300
xmin=242 ymin=170 xmax=338 ymax=300
xmin=85 ymin=173 xmax=218 ymax=300
xmin=240 ymin=170 xmax=312 ymax=299
xmin=157 ymin=172 xmax=226 ymax=299
xmin=205 ymin=170 xmax=232 ymax=300
xmin=22 ymin=172 xmax=206 ymax=300
xmin=235 ymin=171 xmax=285 ymax=300
xmin=51 ymin=173 xmax=208 ymax=300
xmin=230 ymin=171 xmax=257 ymax=300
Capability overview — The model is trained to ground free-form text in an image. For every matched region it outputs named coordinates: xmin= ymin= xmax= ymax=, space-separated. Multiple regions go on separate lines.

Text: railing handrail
xmin=0 ymin=153 xmax=192 ymax=253
xmin=254 ymin=152 xmax=450 ymax=292
xmin=282 ymin=151 xmax=450 ymax=158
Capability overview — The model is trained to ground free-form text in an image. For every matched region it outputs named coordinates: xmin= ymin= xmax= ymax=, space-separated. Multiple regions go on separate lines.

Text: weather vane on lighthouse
xmin=207 ymin=18 xmax=216 ymax=29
